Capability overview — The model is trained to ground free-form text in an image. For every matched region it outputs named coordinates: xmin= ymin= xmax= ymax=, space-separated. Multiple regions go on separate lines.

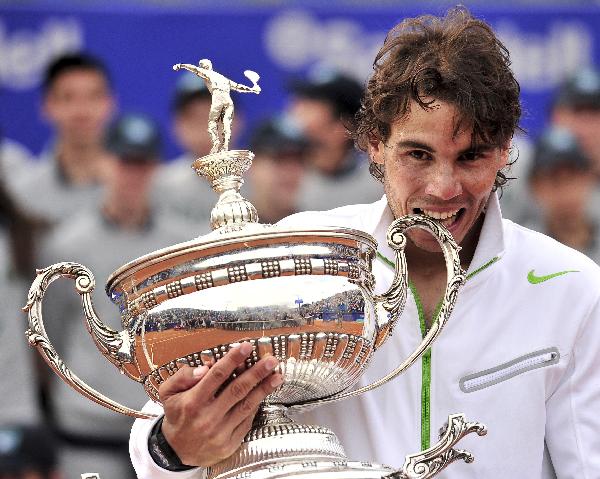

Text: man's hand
xmin=159 ymin=342 xmax=283 ymax=467
xmin=173 ymin=63 xmax=182 ymax=71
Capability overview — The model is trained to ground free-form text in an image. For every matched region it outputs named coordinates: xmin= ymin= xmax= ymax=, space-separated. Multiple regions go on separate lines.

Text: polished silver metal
xmin=23 ymin=262 xmax=153 ymax=419
xmin=24 ymin=59 xmax=484 ymax=479
xmin=172 ymin=58 xmax=260 ymax=154
xmin=389 ymin=414 xmax=488 ymax=479
xmin=174 ymin=58 xmax=260 ymax=232
xmin=192 ymin=149 xmax=259 ymax=231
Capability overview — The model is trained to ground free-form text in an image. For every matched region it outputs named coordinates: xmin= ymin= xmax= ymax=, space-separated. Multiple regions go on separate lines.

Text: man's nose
xmin=424 ymin=164 xmax=462 ymax=200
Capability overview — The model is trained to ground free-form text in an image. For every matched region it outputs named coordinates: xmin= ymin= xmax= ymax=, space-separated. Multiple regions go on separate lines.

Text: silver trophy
xmin=25 ymin=60 xmax=485 ymax=479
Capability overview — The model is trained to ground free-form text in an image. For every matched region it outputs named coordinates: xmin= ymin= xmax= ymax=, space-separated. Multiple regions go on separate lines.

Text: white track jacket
xmin=130 ymin=194 xmax=600 ymax=478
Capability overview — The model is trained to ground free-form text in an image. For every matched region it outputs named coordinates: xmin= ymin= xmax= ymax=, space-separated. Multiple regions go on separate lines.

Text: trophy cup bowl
xmin=24 ymin=61 xmax=487 ymax=479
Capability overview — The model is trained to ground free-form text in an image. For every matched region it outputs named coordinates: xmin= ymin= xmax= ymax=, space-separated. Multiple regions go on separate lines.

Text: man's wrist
xmin=148 ymin=416 xmax=196 ymax=472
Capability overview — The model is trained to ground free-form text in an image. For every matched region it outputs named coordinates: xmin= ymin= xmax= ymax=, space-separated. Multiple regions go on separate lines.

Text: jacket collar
xmin=369 ymin=192 xmax=506 ymax=277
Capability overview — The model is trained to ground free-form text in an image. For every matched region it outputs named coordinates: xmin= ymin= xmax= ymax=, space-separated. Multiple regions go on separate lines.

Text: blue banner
xmin=1 ymin=4 xmax=599 ymax=159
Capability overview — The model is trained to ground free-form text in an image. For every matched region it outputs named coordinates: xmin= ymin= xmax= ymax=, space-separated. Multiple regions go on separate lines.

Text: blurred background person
xmin=0 ymin=139 xmax=56 ymax=477
xmin=0 ymin=135 xmax=35 ymax=195
xmin=153 ymin=73 xmax=214 ymax=230
xmin=0 ymin=424 xmax=60 ymax=479
xmin=39 ymin=113 xmax=189 ymax=479
xmin=551 ymin=67 xmax=600 ymax=176
xmin=500 ymin=68 xmax=600 ymax=226
xmin=550 ymin=67 xmax=600 ymax=225
xmin=286 ymin=70 xmax=381 ymax=211
xmin=0 ymin=166 xmax=47 ymax=427
xmin=12 ymin=53 xmax=117 ymax=225
xmin=153 ymin=73 xmax=241 ymax=236
xmin=170 ymin=73 xmax=214 ymax=161
xmin=243 ymin=116 xmax=309 ymax=224
xmin=526 ymin=126 xmax=600 ymax=262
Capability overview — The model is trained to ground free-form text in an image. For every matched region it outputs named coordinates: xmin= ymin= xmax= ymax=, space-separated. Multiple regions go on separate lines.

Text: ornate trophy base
xmin=212 ymin=459 xmax=395 ymax=479
xmin=207 ymin=406 xmax=486 ymax=479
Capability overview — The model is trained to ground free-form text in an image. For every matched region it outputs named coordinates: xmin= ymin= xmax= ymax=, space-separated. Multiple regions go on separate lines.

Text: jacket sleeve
xmin=129 ymin=401 xmax=205 ymax=479
xmin=545 ymin=293 xmax=600 ymax=477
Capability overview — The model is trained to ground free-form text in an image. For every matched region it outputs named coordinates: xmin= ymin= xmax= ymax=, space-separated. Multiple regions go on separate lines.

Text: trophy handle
xmin=293 ymin=214 xmax=465 ymax=410
xmin=23 ymin=262 xmax=157 ymax=419
xmin=385 ymin=414 xmax=487 ymax=479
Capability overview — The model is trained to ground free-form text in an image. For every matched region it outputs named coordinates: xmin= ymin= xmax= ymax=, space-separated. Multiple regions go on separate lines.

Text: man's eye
xmin=409 ymin=150 xmax=430 ymax=161
xmin=460 ymin=151 xmax=483 ymax=162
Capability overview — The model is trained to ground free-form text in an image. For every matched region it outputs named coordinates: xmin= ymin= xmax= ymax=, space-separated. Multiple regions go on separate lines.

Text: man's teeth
xmin=420 ymin=208 xmax=461 ymax=220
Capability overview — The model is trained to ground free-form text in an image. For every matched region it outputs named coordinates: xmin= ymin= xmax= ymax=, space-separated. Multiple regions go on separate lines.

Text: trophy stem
xmin=206 ymin=402 xmax=348 ymax=479
xmin=191 ymin=149 xmax=259 ymax=231
xmin=251 ymin=403 xmax=290 ymax=428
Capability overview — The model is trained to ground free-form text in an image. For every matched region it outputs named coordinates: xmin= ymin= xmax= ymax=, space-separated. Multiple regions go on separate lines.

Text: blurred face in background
xmin=174 ymin=98 xmax=213 ymax=158
xmin=288 ymin=98 xmax=350 ymax=174
xmin=530 ymin=163 xmax=596 ymax=219
xmin=552 ymin=107 xmax=600 ymax=175
xmin=43 ymin=69 xmax=114 ymax=147
xmin=251 ymin=150 xmax=305 ymax=222
xmin=109 ymin=160 xmax=156 ymax=213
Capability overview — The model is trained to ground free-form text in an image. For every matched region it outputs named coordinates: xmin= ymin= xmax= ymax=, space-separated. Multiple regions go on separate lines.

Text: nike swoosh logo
xmin=527 ymin=269 xmax=579 ymax=284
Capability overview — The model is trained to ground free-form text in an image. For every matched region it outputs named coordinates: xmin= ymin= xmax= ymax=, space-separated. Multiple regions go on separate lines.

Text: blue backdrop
xmin=1 ymin=3 xmax=600 ymax=159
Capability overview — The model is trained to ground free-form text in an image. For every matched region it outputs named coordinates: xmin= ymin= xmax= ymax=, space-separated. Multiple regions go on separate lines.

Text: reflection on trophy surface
xmin=25 ymin=59 xmax=486 ymax=479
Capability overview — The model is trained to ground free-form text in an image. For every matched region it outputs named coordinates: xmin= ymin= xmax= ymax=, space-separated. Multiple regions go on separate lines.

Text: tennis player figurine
xmin=173 ymin=59 xmax=260 ymax=153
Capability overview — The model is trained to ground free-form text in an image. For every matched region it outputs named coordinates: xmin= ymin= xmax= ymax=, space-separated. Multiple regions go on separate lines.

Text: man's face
xmin=252 ymin=151 xmax=305 ymax=204
xmin=43 ymin=69 xmax=114 ymax=146
xmin=111 ymin=161 xmax=156 ymax=207
xmin=552 ymin=107 xmax=600 ymax=174
xmin=531 ymin=165 xmax=595 ymax=219
xmin=174 ymin=98 xmax=213 ymax=157
xmin=288 ymin=98 xmax=348 ymax=173
xmin=371 ymin=100 xmax=508 ymax=253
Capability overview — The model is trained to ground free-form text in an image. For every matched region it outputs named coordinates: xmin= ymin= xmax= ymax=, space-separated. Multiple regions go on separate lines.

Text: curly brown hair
xmin=352 ymin=7 xmax=521 ymax=190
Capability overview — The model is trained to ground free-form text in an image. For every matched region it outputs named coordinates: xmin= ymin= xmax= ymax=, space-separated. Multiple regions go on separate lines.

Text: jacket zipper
xmin=409 ymin=281 xmax=442 ymax=451
xmin=377 ymin=251 xmax=499 ymax=450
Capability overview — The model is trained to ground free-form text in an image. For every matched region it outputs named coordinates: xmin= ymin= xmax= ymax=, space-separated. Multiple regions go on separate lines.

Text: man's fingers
xmin=158 ymin=365 xmax=209 ymax=402
xmin=225 ymin=371 xmax=284 ymax=428
xmin=217 ymin=356 xmax=280 ymax=411
xmin=230 ymin=409 xmax=257 ymax=445
xmin=190 ymin=343 xmax=254 ymax=400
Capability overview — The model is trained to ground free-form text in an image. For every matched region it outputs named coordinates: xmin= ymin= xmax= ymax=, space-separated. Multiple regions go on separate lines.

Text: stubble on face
xmin=371 ymin=100 xmax=508 ymax=259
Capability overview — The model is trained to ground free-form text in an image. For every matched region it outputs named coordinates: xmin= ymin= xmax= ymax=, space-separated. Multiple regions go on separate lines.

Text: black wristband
xmin=148 ymin=416 xmax=196 ymax=472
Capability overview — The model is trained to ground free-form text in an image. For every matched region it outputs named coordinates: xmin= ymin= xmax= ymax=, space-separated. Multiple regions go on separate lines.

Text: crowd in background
xmin=1 ymin=50 xmax=600 ymax=478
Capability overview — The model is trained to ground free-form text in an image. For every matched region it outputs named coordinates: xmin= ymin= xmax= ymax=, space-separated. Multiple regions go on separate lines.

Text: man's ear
xmin=368 ymin=135 xmax=385 ymax=165
xmin=496 ymin=139 xmax=513 ymax=170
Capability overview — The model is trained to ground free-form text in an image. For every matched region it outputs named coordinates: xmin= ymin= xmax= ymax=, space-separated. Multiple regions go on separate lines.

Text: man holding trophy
xmin=127 ymin=8 xmax=600 ymax=478
xmin=23 ymin=7 xmax=599 ymax=479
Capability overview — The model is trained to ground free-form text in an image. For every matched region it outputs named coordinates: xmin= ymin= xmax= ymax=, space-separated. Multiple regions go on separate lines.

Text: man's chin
xmin=407 ymin=234 xmax=444 ymax=254
xmin=407 ymin=230 xmax=465 ymax=254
